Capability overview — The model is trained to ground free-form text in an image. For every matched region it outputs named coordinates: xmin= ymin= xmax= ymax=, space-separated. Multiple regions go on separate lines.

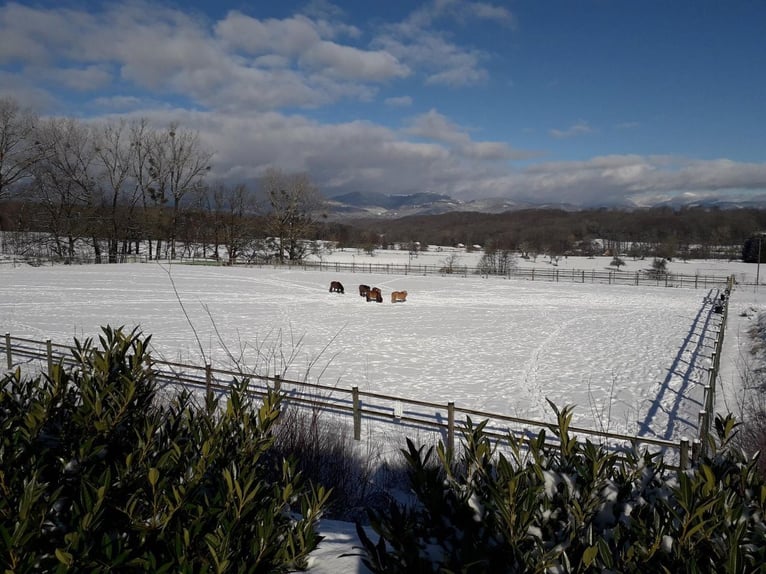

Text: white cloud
xmin=549 ymin=120 xmax=593 ymax=139
xmin=385 ymin=96 xmax=413 ymax=107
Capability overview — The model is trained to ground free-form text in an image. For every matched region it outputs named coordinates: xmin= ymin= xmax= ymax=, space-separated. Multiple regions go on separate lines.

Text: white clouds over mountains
xmin=0 ymin=0 xmax=764 ymax=207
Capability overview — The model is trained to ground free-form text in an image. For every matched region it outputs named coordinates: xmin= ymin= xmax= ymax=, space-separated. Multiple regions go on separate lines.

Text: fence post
xmin=447 ymin=401 xmax=455 ymax=457
xmin=353 ymin=386 xmax=361 ymax=441
xmin=698 ymin=410 xmax=708 ymax=455
xmin=679 ymin=438 xmax=690 ymax=469
xmin=205 ymin=363 xmax=213 ymax=402
xmin=46 ymin=339 xmax=53 ymax=377
xmin=691 ymin=438 xmax=702 ymax=464
xmin=274 ymin=374 xmax=281 ymax=393
xmin=5 ymin=333 xmax=11 ymax=369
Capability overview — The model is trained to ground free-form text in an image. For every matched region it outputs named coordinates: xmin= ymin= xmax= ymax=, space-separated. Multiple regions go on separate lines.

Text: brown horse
xmin=366 ymin=287 xmax=382 ymax=303
xmin=329 ymin=280 xmax=344 ymax=294
xmin=391 ymin=290 xmax=408 ymax=303
xmin=359 ymin=284 xmax=370 ymax=297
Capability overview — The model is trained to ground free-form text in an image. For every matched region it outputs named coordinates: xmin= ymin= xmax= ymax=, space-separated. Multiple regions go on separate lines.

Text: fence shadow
xmin=637 ymin=288 xmax=722 ymax=440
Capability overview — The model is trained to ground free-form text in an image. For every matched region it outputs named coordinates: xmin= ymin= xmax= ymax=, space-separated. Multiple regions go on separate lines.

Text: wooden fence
xmin=223 ymin=259 xmax=732 ymax=290
xmin=0 ymin=253 xmax=734 ymax=290
xmin=697 ymin=280 xmax=733 ymax=455
xmin=4 ymin=328 xmax=721 ymax=471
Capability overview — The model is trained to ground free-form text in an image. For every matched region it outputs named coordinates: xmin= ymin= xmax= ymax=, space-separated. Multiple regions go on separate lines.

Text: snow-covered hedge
xmin=0 ymin=327 xmax=328 ymax=572
xmin=356 ymin=404 xmax=766 ymax=573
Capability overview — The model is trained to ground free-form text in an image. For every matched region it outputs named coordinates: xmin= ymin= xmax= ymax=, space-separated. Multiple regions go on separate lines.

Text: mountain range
xmin=323 ymin=191 xmax=764 ymax=219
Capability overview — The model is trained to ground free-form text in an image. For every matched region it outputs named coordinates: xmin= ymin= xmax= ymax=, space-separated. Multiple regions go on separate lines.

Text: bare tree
xmin=29 ymin=118 xmax=98 ymax=260
xmin=94 ymin=120 xmax=141 ymax=262
xmin=145 ymin=123 xmax=212 ymax=259
xmin=211 ymin=182 xmax=259 ymax=263
xmin=262 ymin=168 xmax=325 ymax=262
xmin=128 ymin=118 xmax=161 ymax=258
xmin=0 ymin=96 xmax=42 ymax=202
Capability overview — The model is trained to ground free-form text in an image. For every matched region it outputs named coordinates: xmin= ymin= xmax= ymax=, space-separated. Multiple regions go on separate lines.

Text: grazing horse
xmin=366 ymin=287 xmax=383 ymax=303
xmin=391 ymin=290 xmax=408 ymax=303
xmin=329 ymin=280 xmax=344 ymax=294
xmin=359 ymin=284 xmax=370 ymax=297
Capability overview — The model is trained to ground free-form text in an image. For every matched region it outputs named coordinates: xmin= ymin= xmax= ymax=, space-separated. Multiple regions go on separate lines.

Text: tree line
xmin=341 ymin=206 xmax=766 ymax=261
xmin=0 ymin=97 xmax=323 ymax=263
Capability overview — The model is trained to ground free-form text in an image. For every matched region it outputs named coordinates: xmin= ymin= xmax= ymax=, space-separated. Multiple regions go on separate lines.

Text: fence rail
xmin=4 ymin=329 xmax=715 ymax=470
xmin=230 ymin=259 xmax=732 ymax=290
xmin=1 ymin=254 xmax=734 ymax=290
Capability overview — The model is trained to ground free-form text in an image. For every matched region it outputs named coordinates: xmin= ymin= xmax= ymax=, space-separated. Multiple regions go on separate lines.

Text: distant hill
xmin=323 ymin=190 xmax=766 ymax=220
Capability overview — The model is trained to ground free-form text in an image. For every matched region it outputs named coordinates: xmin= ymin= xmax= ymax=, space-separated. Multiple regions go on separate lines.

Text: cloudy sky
xmin=1 ymin=0 xmax=765 ymax=207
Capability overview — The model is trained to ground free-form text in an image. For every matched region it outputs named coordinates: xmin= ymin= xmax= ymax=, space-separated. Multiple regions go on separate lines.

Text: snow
xmin=1 ymin=249 xmax=764 ymax=573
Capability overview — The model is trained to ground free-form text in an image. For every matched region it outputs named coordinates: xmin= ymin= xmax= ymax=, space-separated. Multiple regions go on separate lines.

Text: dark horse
xmin=358 ymin=284 xmax=370 ymax=297
xmin=366 ymin=287 xmax=383 ymax=303
xmin=329 ymin=280 xmax=344 ymax=294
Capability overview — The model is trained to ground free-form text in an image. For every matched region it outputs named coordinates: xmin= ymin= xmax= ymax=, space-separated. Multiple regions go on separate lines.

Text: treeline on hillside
xmin=341 ymin=207 xmax=766 ymax=260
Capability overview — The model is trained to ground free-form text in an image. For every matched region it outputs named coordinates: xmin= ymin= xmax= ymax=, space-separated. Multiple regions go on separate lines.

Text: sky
xmin=1 ymin=0 xmax=765 ymax=207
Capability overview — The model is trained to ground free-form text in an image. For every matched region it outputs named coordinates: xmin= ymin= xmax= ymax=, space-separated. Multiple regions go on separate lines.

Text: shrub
xmin=355 ymin=404 xmax=766 ymax=573
xmin=0 ymin=326 xmax=329 ymax=573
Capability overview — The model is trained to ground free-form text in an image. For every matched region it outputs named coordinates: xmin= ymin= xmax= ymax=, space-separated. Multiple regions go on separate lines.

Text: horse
xmin=359 ymin=284 xmax=370 ymax=297
xmin=329 ymin=280 xmax=344 ymax=294
xmin=391 ymin=290 xmax=408 ymax=303
xmin=366 ymin=287 xmax=383 ymax=303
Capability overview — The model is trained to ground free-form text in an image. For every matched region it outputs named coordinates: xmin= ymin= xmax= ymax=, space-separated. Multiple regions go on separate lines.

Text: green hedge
xmin=0 ymin=327 xmax=329 ymax=573
xmin=356 ymin=403 xmax=766 ymax=573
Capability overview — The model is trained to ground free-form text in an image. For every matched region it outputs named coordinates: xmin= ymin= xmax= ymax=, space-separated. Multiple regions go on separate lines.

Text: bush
xmin=0 ymin=326 xmax=329 ymax=573
xmin=355 ymin=404 xmax=766 ymax=573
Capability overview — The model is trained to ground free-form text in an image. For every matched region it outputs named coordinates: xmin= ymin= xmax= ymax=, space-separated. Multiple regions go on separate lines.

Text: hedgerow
xmin=0 ymin=326 xmax=328 ymax=573
xmin=356 ymin=403 xmax=766 ymax=573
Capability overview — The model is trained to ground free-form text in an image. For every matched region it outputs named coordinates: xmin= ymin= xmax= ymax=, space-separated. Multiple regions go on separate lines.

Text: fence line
xmin=225 ymin=259 xmax=731 ymax=290
xmin=1 ymin=252 xmax=734 ymax=290
xmin=3 ymin=331 xmax=699 ymax=469
xmin=696 ymin=277 xmax=734 ymax=457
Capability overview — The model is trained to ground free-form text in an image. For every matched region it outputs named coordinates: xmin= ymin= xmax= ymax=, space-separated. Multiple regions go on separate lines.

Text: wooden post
xmin=46 ymin=339 xmax=53 ymax=377
xmin=679 ymin=438 xmax=690 ymax=469
xmin=5 ymin=333 xmax=11 ymax=369
xmin=205 ymin=363 xmax=213 ymax=402
xmin=352 ymin=386 xmax=361 ymax=441
xmin=698 ymin=410 xmax=708 ymax=455
xmin=447 ymin=402 xmax=455 ymax=458
xmin=691 ymin=439 xmax=701 ymax=464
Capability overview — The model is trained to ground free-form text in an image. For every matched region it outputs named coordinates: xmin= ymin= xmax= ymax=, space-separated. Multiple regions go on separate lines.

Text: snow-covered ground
xmin=1 ymin=249 xmax=763 ymax=573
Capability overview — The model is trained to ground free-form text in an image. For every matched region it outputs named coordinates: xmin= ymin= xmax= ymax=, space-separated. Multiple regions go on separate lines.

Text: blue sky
xmin=1 ymin=0 xmax=765 ymax=207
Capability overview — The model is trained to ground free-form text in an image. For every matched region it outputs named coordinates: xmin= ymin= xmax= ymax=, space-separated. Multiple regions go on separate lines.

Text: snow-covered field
xmin=1 ymin=249 xmax=763 ymax=573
